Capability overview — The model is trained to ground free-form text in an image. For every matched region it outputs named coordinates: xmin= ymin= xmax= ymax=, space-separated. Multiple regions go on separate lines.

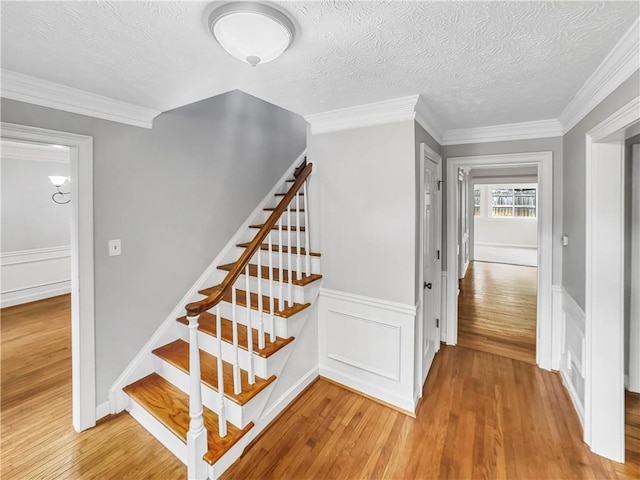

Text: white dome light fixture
xmin=209 ymin=2 xmax=295 ymax=67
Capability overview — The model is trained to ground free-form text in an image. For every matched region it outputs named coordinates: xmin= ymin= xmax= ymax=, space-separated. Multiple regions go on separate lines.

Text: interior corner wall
xmin=562 ymin=73 xmax=640 ymax=311
xmin=0 ymin=91 xmax=307 ymax=404
xmin=440 ymin=136 xmax=563 ymax=285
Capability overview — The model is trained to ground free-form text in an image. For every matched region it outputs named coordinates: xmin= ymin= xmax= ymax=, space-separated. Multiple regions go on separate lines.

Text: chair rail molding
xmin=1 ymin=69 xmax=161 ymax=129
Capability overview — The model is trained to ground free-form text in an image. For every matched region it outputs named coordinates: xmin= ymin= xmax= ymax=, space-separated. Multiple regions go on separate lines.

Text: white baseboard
xmin=475 ymin=242 xmax=537 ymax=249
xmin=1 ymin=282 xmax=70 ymax=308
xmin=560 ymin=368 xmax=585 ymax=428
xmin=319 ymin=366 xmax=416 ymax=413
xmin=108 ymin=151 xmax=308 ymax=413
xmin=95 ymin=401 xmax=111 ymax=421
xmin=253 ymin=367 xmax=319 ymax=434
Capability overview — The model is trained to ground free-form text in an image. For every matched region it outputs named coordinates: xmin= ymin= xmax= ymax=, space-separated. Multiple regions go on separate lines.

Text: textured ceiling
xmin=1 ymin=1 xmax=638 ymax=130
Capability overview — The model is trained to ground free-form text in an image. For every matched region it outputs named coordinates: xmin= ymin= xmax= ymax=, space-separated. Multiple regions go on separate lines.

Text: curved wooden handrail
xmin=186 ymin=163 xmax=313 ymax=317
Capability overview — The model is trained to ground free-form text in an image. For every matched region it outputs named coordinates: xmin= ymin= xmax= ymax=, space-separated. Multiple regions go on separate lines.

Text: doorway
xmin=584 ymin=96 xmax=639 ymax=462
xmin=445 ymin=151 xmax=553 ymax=370
xmin=1 ymin=122 xmax=96 ymax=432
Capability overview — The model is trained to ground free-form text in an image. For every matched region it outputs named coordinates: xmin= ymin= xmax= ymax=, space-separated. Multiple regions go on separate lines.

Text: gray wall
xmin=1 ymin=90 xmax=307 ymax=403
xmin=562 ymin=74 xmax=640 ymax=309
xmin=1 ymin=157 xmax=70 ymax=251
xmin=308 ymin=120 xmax=417 ymax=305
xmin=441 ymin=137 xmax=563 ymax=284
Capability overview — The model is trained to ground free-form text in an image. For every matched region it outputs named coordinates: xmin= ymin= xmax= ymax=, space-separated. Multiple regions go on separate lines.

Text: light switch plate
xmin=108 ymin=239 xmax=122 ymax=256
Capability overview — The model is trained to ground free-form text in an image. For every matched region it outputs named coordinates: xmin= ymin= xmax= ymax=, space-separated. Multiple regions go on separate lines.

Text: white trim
xmin=446 ymin=151 xmax=553 ymax=371
xmin=0 ymin=284 xmax=71 ymax=309
xmin=319 ymin=366 xmax=416 ymax=413
xmin=1 ymin=122 xmax=96 ymax=433
xmin=318 ymin=288 xmax=416 ymax=316
xmin=1 ymin=69 xmax=161 ymax=129
xmin=551 ymin=285 xmax=563 ymax=371
xmin=474 ymin=242 xmax=537 ymax=250
xmin=560 ymin=368 xmax=585 ymax=428
xmin=108 ymin=150 xmax=308 ymax=413
xmin=442 ymin=119 xmax=562 ymax=146
xmin=305 ymin=96 xmax=418 ymax=135
xmin=1 ymin=139 xmax=70 ymax=163
xmin=414 ymin=95 xmax=444 ymax=144
xmin=95 ymin=401 xmax=111 ymax=421
xmin=584 ymin=99 xmax=638 ymax=462
xmin=559 ymin=19 xmax=640 ymax=134
xmin=1 ymin=245 xmax=70 ymax=265
xmin=440 ymin=271 xmax=447 ymax=342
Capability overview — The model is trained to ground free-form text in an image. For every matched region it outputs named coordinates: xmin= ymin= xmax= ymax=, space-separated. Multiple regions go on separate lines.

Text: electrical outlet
xmin=108 ymin=239 xmax=122 ymax=257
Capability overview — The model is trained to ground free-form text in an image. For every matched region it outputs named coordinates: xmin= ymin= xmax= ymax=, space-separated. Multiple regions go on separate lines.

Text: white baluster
xmin=215 ymin=305 xmax=227 ymax=437
xmin=245 ymin=266 xmax=255 ymax=384
xmin=268 ymin=233 xmax=276 ymax=342
xmin=278 ymin=217 xmax=284 ymax=311
xmin=186 ymin=314 xmax=207 ymax=480
xmin=304 ymin=180 xmax=311 ymax=276
xmin=231 ymin=285 xmax=241 ymax=395
xmin=296 ymin=191 xmax=301 ymax=282
xmin=256 ymin=252 xmax=265 ymax=350
xmin=287 ymin=203 xmax=293 ymax=307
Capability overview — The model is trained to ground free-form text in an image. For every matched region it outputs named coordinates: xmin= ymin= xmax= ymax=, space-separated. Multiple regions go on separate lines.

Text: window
xmin=491 ymin=187 xmax=536 ymax=217
xmin=474 ymin=188 xmax=481 ymax=216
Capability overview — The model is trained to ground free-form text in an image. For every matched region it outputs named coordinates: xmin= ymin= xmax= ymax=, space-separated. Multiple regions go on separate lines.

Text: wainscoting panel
xmin=318 ymin=288 xmax=417 ymax=413
xmin=560 ymin=287 xmax=585 ymax=427
xmin=1 ymin=246 xmax=71 ymax=307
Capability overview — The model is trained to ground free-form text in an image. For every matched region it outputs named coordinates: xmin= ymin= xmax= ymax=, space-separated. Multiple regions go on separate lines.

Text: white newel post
xmin=186 ymin=314 xmax=207 ymax=480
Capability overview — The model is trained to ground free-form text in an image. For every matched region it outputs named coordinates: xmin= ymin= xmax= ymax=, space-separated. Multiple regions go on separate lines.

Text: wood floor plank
xmin=458 ymin=261 xmax=537 ymax=364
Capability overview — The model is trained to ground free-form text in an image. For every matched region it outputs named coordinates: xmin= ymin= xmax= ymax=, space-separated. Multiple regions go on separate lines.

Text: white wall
xmin=1 ymin=143 xmax=71 ymax=306
xmin=474 ymin=218 xmax=537 ymax=247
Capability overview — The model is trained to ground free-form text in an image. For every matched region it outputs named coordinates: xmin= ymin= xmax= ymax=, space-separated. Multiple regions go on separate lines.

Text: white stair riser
xmin=208 ymin=272 xmax=312 ymax=304
xmin=255 ymin=212 xmax=307 ymax=228
xmin=208 ymin=433 xmax=252 ymax=480
xmin=128 ymin=400 xmax=187 ymax=465
xmin=176 ymin=323 xmax=290 ymax=379
xmin=213 ymin=301 xmax=309 ymax=338
xmin=235 ymin=248 xmax=321 ymax=275
xmin=154 ymin=356 xmax=275 ymax=430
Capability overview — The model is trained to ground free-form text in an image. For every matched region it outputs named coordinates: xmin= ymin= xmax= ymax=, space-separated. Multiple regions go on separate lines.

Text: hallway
xmin=457 ymin=261 xmax=537 ymax=364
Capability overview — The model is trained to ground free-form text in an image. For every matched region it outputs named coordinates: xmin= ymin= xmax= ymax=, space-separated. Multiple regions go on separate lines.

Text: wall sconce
xmin=49 ymin=176 xmax=70 ymax=204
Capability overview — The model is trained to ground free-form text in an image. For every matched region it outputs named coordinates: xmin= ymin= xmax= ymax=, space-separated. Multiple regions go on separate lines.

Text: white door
xmin=423 ymin=153 xmax=441 ymax=378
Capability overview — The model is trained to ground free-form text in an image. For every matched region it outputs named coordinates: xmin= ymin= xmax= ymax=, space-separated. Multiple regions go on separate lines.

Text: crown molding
xmin=1 ymin=70 xmax=161 ymax=129
xmin=441 ymin=119 xmax=563 ymax=145
xmin=414 ymin=95 xmax=444 ymax=144
xmin=559 ymin=18 xmax=640 ymax=134
xmin=1 ymin=139 xmax=70 ymax=163
xmin=305 ymin=95 xmax=421 ymax=135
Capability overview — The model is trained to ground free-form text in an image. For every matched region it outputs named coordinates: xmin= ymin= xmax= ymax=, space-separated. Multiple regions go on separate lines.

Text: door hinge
xmin=437 ymin=250 xmax=440 ymax=260
xmin=436 ymin=318 xmax=440 ymax=328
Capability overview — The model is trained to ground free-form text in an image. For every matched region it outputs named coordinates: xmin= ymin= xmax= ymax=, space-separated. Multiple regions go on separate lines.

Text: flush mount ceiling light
xmin=209 ymin=2 xmax=295 ymax=67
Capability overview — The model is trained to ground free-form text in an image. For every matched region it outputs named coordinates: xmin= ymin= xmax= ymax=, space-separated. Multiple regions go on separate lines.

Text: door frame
xmin=418 ymin=142 xmax=442 ymax=387
xmin=584 ymin=96 xmax=639 ymax=462
xmin=445 ymin=151 xmax=554 ymax=370
xmin=1 ymin=122 xmax=96 ymax=432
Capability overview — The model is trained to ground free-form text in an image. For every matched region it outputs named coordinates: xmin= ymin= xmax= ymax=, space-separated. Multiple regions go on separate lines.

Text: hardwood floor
xmin=224 ymin=346 xmax=639 ymax=479
xmin=1 ymin=295 xmax=184 ymax=479
xmin=3 ymin=294 xmax=638 ymax=479
xmin=457 ymin=261 xmax=537 ymax=364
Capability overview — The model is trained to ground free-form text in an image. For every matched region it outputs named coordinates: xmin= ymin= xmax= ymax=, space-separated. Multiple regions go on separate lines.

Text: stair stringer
xmin=108 ymin=150 xmax=307 ymax=415
xmin=208 ymin=300 xmax=321 ymax=480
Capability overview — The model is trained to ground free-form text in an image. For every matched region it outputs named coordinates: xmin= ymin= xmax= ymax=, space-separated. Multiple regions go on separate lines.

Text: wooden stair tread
xmin=218 ymin=262 xmax=322 ymax=287
xmin=236 ymin=242 xmax=320 ymax=257
xmin=152 ymin=340 xmax=276 ymax=406
xmin=197 ymin=285 xmax=310 ymax=318
xmin=275 ymin=192 xmax=303 ymax=196
xmin=249 ymin=224 xmax=306 ymax=232
xmin=177 ymin=312 xmax=294 ymax=358
xmin=123 ymin=373 xmax=253 ymax=465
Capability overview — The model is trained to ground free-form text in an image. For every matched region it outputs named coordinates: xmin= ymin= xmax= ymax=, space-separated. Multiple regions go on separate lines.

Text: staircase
xmin=118 ymin=158 xmax=321 ymax=479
